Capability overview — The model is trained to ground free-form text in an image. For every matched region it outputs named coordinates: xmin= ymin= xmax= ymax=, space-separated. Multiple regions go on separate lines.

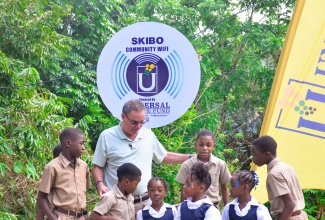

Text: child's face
xmin=148 ymin=180 xmax=166 ymax=206
xmin=250 ymin=144 xmax=267 ymax=166
xmin=69 ymin=134 xmax=86 ymax=158
xmin=195 ymin=135 xmax=215 ymax=162
xmin=183 ymin=174 xmax=202 ymax=198
xmin=125 ymin=176 xmax=141 ymax=195
xmin=229 ymin=175 xmax=245 ymax=198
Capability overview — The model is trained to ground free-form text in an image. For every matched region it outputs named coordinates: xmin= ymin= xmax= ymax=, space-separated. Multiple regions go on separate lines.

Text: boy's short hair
xmin=59 ymin=127 xmax=85 ymax=144
xmin=53 ymin=144 xmax=62 ymax=158
xmin=117 ymin=163 xmax=141 ymax=182
xmin=196 ymin=129 xmax=215 ymax=142
xmin=252 ymin=135 xmax=277 ymax=155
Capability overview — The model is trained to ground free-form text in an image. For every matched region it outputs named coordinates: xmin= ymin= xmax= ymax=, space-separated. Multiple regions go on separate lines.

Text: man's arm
xmin=92 ymin=164 xmax=109 ymax=196
xmin=37 ymin=191 xmax=57 ymax=220
xmin=278 ymin=193 xmax=295 ymax=220
xmin=162 ymin=152 xmax=190 ymax=164
xmin=90 ymin=211 xmax=123 ymax=220
xmin=221 ymin=183 xmax=229 ymax=205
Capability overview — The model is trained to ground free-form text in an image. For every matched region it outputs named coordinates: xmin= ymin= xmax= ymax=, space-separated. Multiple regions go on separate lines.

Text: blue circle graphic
xmin=126 ymin=53 xmax=169 ymax=97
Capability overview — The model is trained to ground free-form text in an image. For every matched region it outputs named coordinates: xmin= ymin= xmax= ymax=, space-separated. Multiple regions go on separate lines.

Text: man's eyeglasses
xmin=123 ymin=112 xmax=146 ymax=125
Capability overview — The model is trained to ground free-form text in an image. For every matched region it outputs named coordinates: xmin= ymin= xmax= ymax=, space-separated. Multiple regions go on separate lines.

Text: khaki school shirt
xmin=38 ymin=153 xmax=91 ymax=211
xmin=176 ymin=155 xmax=231 ymax=203
xmin=267 ymin=157 xmax=305 ymax=217
xmin=93 ymin=184 xmax=135 ymax=220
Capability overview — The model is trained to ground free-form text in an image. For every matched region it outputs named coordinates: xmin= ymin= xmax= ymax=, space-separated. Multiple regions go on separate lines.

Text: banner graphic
xmin=252 ymin=0 xmax=325 ymax=203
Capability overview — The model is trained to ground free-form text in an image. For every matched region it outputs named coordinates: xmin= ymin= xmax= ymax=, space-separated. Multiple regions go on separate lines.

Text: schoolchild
xmin=176 ymin=129 xmax=231 ymax=206
xmin=221 ymin=170 xmax=272 ymax=220
xmin=174 ymin=162 xmax=221 ymax=220
xmin=37 ymin=128 xmax=91 ymax=220
xmin=136 ymin=177 xmax=177 ymax=220
xmin=36 ymin=144 xmax=62 ymax=220
xmin=250 ymin=135 xmax=308 ymax=220
xmin=90 ymin=163 xmax=142 ymax=220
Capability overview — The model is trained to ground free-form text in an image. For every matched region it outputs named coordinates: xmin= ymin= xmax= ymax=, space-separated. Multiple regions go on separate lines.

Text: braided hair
xmin=234 ymin=170 xmax=259 ymax=191
xmin=190 ymin=162 xmax=211 ymax=191
xmin=147 ymin=177 xmax=168 ymax=192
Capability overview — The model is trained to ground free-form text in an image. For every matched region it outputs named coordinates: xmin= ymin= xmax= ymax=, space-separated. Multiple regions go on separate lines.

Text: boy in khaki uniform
xmin=176 ymin=129 xmax=231 ymax=206
xmin=90 ymin=163 xmax=141 ymax=220
xmin=37 ymin=128 xmax=91 ymax=220
xmin=36 ymin=144 xmax=62 ymax=219
xmin=250 ymin=135 xmax=308 ymax=220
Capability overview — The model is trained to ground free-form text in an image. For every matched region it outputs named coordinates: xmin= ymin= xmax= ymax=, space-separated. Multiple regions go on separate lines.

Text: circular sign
xmin=97 ymin=22 xmax=200 ymax=128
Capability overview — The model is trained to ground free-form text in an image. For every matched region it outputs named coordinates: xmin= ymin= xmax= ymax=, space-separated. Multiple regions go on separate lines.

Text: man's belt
xmin=55 ymin=207 xmax=88 ymax=218
xmin=133 ymin=193 xmax=149 ymax=204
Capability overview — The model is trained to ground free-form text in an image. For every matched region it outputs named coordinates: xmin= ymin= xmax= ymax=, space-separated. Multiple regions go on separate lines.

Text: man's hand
xmin=96 ymin=182 xmax=110 ymax=196
xmin=93 ymin=165 xmax=110 ymax=196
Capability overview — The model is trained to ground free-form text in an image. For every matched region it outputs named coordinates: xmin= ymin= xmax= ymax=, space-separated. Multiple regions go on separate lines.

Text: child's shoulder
xmin=210 ymin=155 xmax=228 ymax=165
xmin=99 ymin=190 xmax=118 ymax=203
xmin=76 ymin=158 xmax=89 ymax=167
xmin=163 ymin=203 xmax=177 ymax=210
xmin=43 ymin=157 xmax=61 ymax=169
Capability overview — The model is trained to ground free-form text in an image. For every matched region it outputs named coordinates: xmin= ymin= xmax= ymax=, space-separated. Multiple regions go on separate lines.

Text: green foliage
xmin=0 ymin=162 xmax=9 ymax=177
xmin=0 ymin=211 xmax=18 ymax=220
xmin=303 ymin=189 xmax=325 ymax=220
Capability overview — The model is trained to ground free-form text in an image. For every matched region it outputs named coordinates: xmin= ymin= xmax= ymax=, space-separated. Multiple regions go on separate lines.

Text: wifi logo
xmin=111 ymin=51 xmax=184 ymax=99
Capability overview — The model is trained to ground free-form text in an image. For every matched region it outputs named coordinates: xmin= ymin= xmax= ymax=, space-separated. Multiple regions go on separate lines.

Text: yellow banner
xmin=252 ymin=0 xmax=325 ymax=203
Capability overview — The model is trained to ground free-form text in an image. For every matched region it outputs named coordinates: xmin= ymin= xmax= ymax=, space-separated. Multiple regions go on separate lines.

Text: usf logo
xmin=126 ymin=53 xmax=169 ymax=97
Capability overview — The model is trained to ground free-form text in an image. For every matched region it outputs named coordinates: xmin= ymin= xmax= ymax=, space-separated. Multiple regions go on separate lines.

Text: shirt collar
xmin=142 ymin=203 xmax=172 ymax=211
xmin=193 ymin=154 xmax=217 ymax=165
xmin=58 ymin=153 xmax=80 ymax=168
xmin=230 ymin=196 xmax=260 ymax=206
xmin=267 ymin=157 xmax=280 ymax=172
xmin=186 ymin=196 xmax=213 ymax=205
xmin=116 ymin=122 xmax=145 ymax=142
xmin=113 ymin=184 xmax=131 ymax=201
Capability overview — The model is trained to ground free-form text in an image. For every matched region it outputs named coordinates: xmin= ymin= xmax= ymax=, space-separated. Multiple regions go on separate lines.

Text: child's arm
xmin=90 ymin=211 xmax=123 ymax=220
xmin=37 ymin=191 xmax=57 ymax=220
xmin=220 ymin=183 xmax=229 ymax=205
xmin=278 ymin=193 xmax=295 ymax=220
xmin=221 ymin=204 xmax=230 ymax=220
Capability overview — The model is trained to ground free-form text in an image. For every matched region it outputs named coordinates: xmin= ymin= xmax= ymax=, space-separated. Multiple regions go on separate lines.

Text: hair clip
xmin=235 ymin=180 xmax=240 ymax=187
xmin=251 ymin=171 xmax=259 ymax=190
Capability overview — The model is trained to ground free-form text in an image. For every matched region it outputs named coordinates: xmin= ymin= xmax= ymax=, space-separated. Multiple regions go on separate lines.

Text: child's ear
xmin=124 ymin=179 xmax=130 ymax=185
xmin=199 ymin=184 xmax=205 ymax=192
xmin=66 ymin=140 xmax=71 ymax=148
xmin=265 ymin=151 xmax=272 ymax=157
